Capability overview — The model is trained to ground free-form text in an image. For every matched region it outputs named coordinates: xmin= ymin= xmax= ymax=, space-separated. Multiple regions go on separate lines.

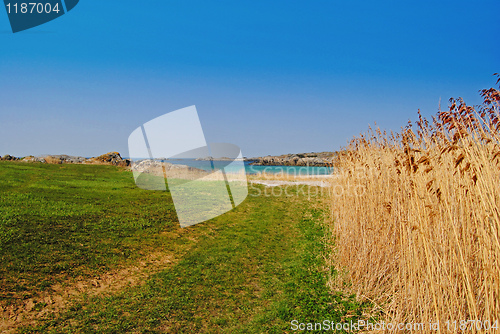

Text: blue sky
xmin=1 ymin=0 xmax=498 ymax=157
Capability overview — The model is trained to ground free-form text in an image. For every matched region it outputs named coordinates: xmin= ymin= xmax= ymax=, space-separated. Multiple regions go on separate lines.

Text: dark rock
xmin=1 ymin=154 xmax=19 ymax=161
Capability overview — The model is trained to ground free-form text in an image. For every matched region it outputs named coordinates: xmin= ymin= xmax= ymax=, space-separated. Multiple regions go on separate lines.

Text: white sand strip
xmin=249 ymin=180 xmax=330 ymax=187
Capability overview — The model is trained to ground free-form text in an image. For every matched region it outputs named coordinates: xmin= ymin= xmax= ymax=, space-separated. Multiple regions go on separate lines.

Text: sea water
xmin=161 ymin=159 xmax=333 ymax=176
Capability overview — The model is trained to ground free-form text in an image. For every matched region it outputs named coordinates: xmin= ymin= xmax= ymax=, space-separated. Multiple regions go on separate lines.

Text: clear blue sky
xmin=1 ymin=0 xmax=498 ymax=157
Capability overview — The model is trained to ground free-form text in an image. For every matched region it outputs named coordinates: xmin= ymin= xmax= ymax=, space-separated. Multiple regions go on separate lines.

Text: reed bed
xmin=328 ymin=76 xmax=500 ymax=332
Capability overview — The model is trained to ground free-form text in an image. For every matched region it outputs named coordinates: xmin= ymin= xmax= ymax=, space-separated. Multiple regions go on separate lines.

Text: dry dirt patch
xmin=0 ymin=252 xmax=176 ymax=333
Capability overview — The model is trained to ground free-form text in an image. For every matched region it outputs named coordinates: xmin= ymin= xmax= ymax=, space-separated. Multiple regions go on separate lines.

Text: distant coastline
xmin=246 ymin=152 xmax=334 ymax=167
xmin=0 ymin=151 xmax=335 ymax=167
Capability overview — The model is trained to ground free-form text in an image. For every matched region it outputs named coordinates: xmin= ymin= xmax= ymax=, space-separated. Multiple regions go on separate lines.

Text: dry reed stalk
xmin=328 ymin=75 xmax=500 ymax=332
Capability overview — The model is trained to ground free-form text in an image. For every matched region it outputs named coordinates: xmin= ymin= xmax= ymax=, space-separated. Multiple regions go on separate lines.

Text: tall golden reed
xmin=328 ymin=75 xmax=500 ymax=331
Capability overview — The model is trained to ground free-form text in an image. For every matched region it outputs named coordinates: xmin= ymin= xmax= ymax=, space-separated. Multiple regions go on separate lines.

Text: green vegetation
xmin=0 ymin=162 xmax=365 ymax=333
xmin=0 ymin=162 xmax=184 ymax=298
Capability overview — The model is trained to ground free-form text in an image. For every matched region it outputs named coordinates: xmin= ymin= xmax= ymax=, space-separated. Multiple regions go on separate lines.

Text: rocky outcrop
xmin=131 ymin=159 xmax=209 ymax=180
xmin=87 ymin=152 xmax=130 ymax=167
xmin=3 ymin=152 xmax=130 ymax=167
xmin=0 ymin=155 xmax=20 ymax=161
xmin=21 ymin=156 xmax=47 ymax=163
xmin=43 ymin=155 xmax=88 ymax=164
xmin=248 ymin=152 xmax=334 ymax=166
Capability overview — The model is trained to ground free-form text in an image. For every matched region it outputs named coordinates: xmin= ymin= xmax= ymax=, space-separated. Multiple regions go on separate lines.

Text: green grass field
xmin=0 ymin=162 xmax=365 ymax=333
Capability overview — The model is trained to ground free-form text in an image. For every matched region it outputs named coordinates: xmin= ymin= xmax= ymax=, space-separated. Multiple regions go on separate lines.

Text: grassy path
xmin=0 ymin=163 xmax=364 ymax=333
